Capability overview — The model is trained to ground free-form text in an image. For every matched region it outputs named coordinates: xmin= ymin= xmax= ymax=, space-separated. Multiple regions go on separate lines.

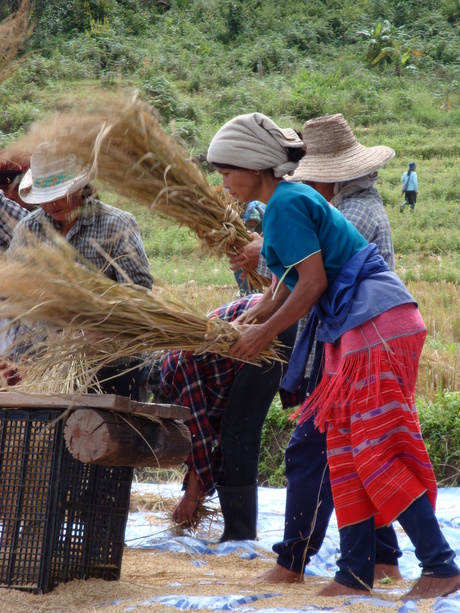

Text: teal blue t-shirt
xmin=261 ymin=181 xmax=368 ymax=290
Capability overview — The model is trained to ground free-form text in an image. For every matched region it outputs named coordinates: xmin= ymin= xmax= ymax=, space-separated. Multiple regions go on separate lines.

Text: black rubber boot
xmin=216 ymin=482 xmax=258 ymax=542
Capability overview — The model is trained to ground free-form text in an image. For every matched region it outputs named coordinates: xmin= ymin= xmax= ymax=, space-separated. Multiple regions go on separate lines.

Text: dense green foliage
xmin=1 ymin=0 xmax=459 ymax=485
xmin=260 ymin=392 xmax=460 ymax=489
xmin=419 ymin=392 xmax=460 ymax=486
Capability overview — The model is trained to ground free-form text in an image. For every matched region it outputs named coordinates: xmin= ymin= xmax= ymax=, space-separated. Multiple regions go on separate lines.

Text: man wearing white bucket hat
xmin=8 ymin=144 xmax=153 ymax=398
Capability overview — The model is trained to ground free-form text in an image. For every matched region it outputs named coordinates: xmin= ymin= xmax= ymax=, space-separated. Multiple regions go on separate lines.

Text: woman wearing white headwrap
xmin=207 ymin=113 xmax=460 ymax=600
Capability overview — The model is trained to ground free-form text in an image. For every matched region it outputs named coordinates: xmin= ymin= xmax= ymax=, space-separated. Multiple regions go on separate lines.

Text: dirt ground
xmin=0 ymin=547 xmax=440 ymax=613
xmin=0 ymin=491 xmax=447 ymax=612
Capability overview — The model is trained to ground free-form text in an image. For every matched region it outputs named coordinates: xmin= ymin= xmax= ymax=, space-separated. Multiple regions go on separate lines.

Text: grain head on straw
xmin=7 ymin=94 xmax=270 ymax=291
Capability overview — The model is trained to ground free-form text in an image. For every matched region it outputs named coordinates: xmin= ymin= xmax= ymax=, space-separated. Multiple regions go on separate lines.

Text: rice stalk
xmin=8 ymin=328 xmax=101 ymax=394
xmin=9 ymin=94 xmax=270 ymax=291
xmin=0 ymin=0 xmax=34 ymax=85
xmin=129 ymin=490 xmax=221 ymax=537
xmin=0 ymin=234 xmax=281 ymax=372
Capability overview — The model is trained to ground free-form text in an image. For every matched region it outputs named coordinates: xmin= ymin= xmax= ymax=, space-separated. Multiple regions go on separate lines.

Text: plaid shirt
xmin=338 ymin=187 xmax=395 ymax=272
xmin=0 ymin=191 xmax=28 ymax=251
xmin=9 ymin=198 xmax=153 ymax=288
xmin=160 ymin=294 xmax=262 ymax=496
xmin=256 ymin=252 xmax=271 ymax=280
xmin=8 ymin=198 xmax=153 ymax=365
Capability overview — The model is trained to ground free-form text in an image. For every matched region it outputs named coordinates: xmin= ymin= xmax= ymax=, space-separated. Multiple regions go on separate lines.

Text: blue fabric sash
xmin=281 ymin=243 xmax=415 ymax=394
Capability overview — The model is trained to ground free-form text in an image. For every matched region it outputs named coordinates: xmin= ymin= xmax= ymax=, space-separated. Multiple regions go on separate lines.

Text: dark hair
xmin=81 ymin=183 xmax=98 ymax=201
xmin=286 ymin=141 xmax=306 ymax=164
xmin=0 ymin=169 xmax=24 ymax=185
xmin=211 ymin=161 xmax=246 ymax=171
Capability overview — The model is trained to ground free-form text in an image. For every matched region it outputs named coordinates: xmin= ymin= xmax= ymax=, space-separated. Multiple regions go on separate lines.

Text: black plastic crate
xmin=0 ymin=409 xmax=133 ymax=593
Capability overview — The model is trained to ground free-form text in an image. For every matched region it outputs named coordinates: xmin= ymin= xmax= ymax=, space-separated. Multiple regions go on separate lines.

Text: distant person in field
xmin=8 ymin=145 xmax=153 ymax=399
xmin=400 ymin=161 xmax=418 ymax=213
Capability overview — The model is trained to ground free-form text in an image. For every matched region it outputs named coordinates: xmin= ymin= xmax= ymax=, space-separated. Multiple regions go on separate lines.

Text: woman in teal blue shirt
xmin=207 ymin=112 xmax=460 ymax=601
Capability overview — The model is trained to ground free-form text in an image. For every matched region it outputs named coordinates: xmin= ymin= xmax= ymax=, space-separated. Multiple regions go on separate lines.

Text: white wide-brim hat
xmin=19 ymin=146 xmax=91 ymax=205
xmin=287 ymin=114 xmax=395 ymax=183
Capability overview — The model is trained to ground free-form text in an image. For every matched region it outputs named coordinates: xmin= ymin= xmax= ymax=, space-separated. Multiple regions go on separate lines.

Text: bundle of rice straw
xmin=10 ymin=94 xmax=270 ymax=291
xmin=0 ymin=0 xmax=33 ymax=84
xmin=0 ymin=234 xmax=281 ymax=374
xmin=6 ymin=328 xmax=100 ymax=394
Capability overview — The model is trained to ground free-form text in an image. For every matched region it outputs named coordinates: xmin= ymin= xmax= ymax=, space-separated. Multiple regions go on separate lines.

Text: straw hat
xmin=19 ymin=145 xmax=90 ymax=205
xmin=287 ymin=114 xmax=395 ymax=183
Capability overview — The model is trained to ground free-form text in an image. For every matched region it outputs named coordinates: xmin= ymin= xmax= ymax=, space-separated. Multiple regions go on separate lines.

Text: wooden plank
xmin=0 ymin=392 xmax=190 ymax=420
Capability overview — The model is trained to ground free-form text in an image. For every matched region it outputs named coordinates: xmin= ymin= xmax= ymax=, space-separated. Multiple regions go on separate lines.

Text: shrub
xmin=419 ymin=392 xmax=460 ymax=486
xmin=141 ymin=75 xmax=179 ymax=122
xmin=258 ymin=396 xmax=296 ymax=487
xmin=0 ymin=101 xmax=38 ymax=134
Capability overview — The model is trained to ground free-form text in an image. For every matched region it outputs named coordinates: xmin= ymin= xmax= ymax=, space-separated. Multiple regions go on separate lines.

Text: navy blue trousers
xmin=273 ymin=414 xmax=402 ymax=574
xmin=335 ymin=493 xmax=459 ymax=590
xmin=220 ymin=323 xmax=297 ymax=487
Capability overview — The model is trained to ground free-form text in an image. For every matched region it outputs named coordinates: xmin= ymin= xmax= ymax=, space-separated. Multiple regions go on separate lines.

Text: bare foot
xmin=375 ymin=563 xmax=403 ymax=581
xmin=404 ymin=574 xmax=460 ymax=600
xmin=317 ymin=580 xmax=370 ymax=597
xmin=253 ymin=564 xmax=303 ymax=584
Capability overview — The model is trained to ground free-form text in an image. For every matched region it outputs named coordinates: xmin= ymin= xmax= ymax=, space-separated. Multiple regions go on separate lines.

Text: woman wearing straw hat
xmin=207 ymin=112 xmax=460 ymax=599
xmin=8 ymin=145 xmax=153 ymax=398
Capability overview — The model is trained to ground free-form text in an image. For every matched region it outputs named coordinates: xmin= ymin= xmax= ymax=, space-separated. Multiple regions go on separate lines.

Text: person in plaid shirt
xmin=158 ymin=293 xmax=297 ymax=540
xmin=0 ymin=190 xmax=28 ymax=252
xmin=0 ymin=190 xmax=29 ymax=385
xmin=0 ymin=158 xmax=31 ymax=385
xmin=8 ymin=146 xmax=153 ymax=398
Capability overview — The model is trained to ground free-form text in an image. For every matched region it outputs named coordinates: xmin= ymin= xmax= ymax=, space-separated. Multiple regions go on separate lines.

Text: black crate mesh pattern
xmin=0 ymin=409 xmax=133 ymax=593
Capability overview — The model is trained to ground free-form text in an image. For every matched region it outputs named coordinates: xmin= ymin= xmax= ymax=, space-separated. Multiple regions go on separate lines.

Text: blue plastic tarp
xmin=122 ymin=484 xmax=460 ymax=612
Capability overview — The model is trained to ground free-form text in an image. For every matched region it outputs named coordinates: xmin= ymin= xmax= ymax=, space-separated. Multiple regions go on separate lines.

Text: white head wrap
xmin=207 ymin=112 xmax=304 ymax=178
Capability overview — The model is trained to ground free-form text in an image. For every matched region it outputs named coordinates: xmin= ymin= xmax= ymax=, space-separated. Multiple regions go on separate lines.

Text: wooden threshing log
xmin=0 ymin=392 xmax=191 ymax=468
xmin=64 ymin=408 xmax=191 ymax=467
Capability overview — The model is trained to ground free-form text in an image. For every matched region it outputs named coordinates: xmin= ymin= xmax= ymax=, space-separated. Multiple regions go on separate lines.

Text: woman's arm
xmin=229 ymin=252 xmax=328 ymax=362
xmin=234 ymin=281 xmax=290 ymax=325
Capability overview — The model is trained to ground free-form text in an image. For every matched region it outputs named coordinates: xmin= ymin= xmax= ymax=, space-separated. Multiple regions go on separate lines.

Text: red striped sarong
xmin=298 ymin=303 xmax=437 ymax=529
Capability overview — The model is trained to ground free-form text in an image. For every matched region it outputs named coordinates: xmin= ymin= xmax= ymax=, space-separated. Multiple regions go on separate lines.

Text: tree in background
xmin=359 ymin=19 xmax=424 ymax=76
